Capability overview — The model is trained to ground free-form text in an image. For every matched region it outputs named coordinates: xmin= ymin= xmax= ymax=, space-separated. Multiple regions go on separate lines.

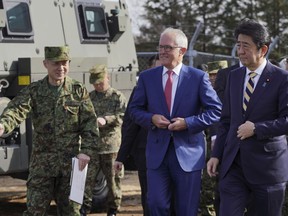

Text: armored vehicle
xmin=0 ymin=0 xmax=138 ymax=210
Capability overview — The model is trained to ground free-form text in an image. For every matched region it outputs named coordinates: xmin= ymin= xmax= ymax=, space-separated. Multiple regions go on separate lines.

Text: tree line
xmin=134 ymin=0 xmax=288 ymax=60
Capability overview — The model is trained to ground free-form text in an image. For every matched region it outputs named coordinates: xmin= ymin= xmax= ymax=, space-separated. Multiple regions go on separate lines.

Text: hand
xmin=207 ymin=157 xmax=219 ymax=177
xmin=237 ymin=121 xmax=255 ymax=140
xmin=168 ymin=117 xmax=187 ymax=131
xmin=97 ymin=117 xmax=106 ymax=127
xmin=114 ymin=161 xmax=123 ymax=173
xmin=77 ymin=153 xmax=90 ymax=171
xmin=152 ymin=114 xmax=170 ymax=129
xmin=0 ymin=123 xmax=4 ymax=137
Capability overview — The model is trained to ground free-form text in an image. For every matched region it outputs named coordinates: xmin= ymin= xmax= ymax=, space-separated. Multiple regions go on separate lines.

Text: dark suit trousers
xmin=219 ymin=159 xmax=286 ymax=216
xmin=138 ymin=169 xmax=149 ymax=216
xmin=146 ymin=141 xmax=202 ymax=216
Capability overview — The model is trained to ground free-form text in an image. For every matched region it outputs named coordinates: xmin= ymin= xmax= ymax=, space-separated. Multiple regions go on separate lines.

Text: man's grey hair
xmin=161 ymin=28 xmax=188 ymax=49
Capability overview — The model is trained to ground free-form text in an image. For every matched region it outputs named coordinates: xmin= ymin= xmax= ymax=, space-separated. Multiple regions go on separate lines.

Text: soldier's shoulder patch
xmin=111 ymin=88 xmax=124 ymax=97
xmin=71 ymin=79 xmax=84 ymax=88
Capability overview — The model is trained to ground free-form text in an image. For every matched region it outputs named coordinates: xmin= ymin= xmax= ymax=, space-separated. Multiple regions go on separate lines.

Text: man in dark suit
xmin=129 ymin=27 xmax=222 ymax=216
xmin=206 ymin=60 xmax=229 ymax=149
xmin=213 ymin=61 xmax=241 ymax=216
xmin=114 ymin=55 xmax=161 ymax=216
xmin=198 ymin=60 xmax=228 ymax=216
xmin=214 ymin=62 xmax=240 ymax=102
xmin=207 ymin=19 xmax=288 ymax=216
xmin=115 ymin=88 xmax=149 ymax=215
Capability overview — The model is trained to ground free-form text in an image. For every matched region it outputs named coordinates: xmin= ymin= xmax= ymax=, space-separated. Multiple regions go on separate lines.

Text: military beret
xmin=207 ymin=60 xmax=228 ymax=74
xmin=45 ymin=46 xmax=71 ymax=61
xmin=89 ymin=64 xmax=108 ymax=84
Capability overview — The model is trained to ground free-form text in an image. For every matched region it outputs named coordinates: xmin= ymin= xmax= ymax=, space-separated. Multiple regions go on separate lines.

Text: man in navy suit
xmin=207 ymin=19 xmax=288 ymax=216
xmin=129 ymin=27 xmax=222 ymax=216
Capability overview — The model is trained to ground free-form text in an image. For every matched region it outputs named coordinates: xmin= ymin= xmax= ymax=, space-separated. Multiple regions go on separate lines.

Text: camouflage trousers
xmin=82 ymin=157 xmax=100 ymax=212
xmin=200 ymin=168 xmax=217 ymax=216
xmin=99 ymin=153 xmax=124 ymax=210
xmin=23 ymin=174 xmax=81 ymax=216
xmin=200 ymin=136 xmax=218 ymax=216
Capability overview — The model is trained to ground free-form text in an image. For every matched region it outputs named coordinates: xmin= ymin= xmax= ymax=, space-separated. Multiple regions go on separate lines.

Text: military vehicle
xmin=0 ymin=0 xmax=138 ymax=210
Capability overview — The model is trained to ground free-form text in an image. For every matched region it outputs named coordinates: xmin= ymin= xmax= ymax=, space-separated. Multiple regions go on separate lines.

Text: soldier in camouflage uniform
xmin=86 ymin=64 xmax=126 ymax=216
xmin=0 ymin=46 xmax=99 ymax=216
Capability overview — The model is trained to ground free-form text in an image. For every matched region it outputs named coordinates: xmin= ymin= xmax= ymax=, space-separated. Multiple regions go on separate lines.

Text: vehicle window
xmin=6 ymin=2 xmax=32 ymax=33
xmin=1 ymin=0 xmax=33 ymax=41
xmin=85 ymin=7 xmax=107 ymax=36
xmin=76 ymin=2 xmax=109 ymax=43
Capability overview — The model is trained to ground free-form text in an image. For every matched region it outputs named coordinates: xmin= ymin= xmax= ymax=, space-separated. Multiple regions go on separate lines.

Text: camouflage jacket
xmin=89 ymin=87 xmax=126 ymax=154
xmin=0 ymin=76 xmax=99 ymax=177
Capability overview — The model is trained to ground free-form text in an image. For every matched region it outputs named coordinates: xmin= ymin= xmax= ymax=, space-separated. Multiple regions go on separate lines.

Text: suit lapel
xmin=232 ymin=67 xmax=246 ymax=116
xmin=153 ymin=67 xmax=170 ymax=115
xmin=172 ymin=65 xmax=190 ymax=116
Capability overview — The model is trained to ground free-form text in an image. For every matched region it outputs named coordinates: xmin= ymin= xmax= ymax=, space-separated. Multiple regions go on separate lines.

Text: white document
xmin=69 ymin=157 xmax=88 ymax=204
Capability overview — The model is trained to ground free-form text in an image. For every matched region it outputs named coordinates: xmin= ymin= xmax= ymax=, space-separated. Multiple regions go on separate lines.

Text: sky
xmin=125 ymin=0 xmax=146 ymax=36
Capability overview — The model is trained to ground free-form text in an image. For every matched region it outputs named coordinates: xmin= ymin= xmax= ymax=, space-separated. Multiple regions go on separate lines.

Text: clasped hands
xmin=151 ymin=114 xmax=187 ymax=131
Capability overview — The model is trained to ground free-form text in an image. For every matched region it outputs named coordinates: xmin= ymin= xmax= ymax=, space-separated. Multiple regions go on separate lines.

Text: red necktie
xmin=164 ymin=70 xmax=173 ymax=112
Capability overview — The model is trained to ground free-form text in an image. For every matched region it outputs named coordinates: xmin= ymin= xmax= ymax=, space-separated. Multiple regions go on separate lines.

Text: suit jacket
xmin=209 ymin=63 xmax=240 ymax=137
xmin=129 ymin=64 xmax=222 ymax=172
xmin=116 ymin=87 xmax=147 ymax=171
xmin=212 ymin=61 xmax=288 ymax=184
xmin=214 ymin=63 xmax=240 ymax=102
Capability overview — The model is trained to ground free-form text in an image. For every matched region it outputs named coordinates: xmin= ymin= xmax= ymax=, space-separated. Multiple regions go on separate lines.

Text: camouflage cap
xmin=44 ymin=46 xmax=71 ymax=61
xmin=207 ymin=60 xmax=228 ymax=74
xmin=89 ymin=64 xmax=108 ymax=84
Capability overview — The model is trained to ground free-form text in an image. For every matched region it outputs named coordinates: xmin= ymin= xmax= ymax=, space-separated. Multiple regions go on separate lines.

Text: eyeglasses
xmin=156 ymin=45 xmax=182 ymax=52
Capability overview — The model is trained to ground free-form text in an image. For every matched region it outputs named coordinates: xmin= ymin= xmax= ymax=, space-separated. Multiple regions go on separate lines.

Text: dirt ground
xmin=0 ymin=171 xmax=143 ymax=216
